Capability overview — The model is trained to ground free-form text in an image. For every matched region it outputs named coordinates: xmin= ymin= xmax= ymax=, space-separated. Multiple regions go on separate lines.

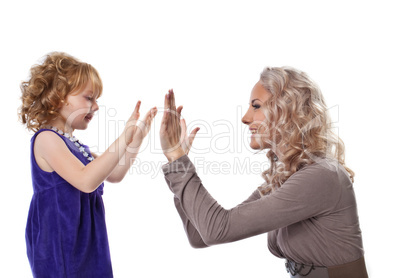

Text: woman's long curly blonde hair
xmin=257 ymin=67 xmax=354 ymax=195
xmin=19 ymin=52 xmax=102 ymax=132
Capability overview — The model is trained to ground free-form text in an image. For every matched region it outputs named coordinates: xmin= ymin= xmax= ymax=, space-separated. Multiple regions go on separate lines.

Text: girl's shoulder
xmin=33 ymin=128 xmax=73 ymax=156
xmin=32 ymin=129 xmax=68 ymax=172
xmin=32 ymin=128 xmax=63 ymax=140
xmin=32 ymin=129 xmax=68 ymax=152
xmin=32 ymin=128 xmax=64 ymax=141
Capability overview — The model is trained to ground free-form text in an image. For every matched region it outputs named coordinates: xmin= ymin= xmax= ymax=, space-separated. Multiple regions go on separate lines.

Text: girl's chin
xmin=70 ymin=122 xmax=89 ymax=131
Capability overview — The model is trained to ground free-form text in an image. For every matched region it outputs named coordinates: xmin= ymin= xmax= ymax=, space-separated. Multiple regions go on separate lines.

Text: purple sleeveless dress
xmin=26 ymin=129 xmax=113 ymax=278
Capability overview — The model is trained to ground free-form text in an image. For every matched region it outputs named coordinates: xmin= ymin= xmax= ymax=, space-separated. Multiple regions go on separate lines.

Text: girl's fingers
xmin=144 ymin=107 xmax=157 ymax=126
xmin=152 ymin=107 xmax=158 ymax=117
xmin=135 ymin=100 xmax=141 ymax=112
xmin=132 ymin=101 xmax=141 ymax=120
xmin=137 ymin=107 xmax=157 ymax=135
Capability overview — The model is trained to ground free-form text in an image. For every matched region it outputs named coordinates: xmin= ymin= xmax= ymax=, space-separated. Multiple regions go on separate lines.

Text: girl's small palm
xmin=124 ymin=101 xmax=157 ymax=148
xmin=130 ymin=107 xmax=157 ymax=148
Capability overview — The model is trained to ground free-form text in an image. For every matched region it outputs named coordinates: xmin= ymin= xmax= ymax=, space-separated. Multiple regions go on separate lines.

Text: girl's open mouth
xmin=85 ymin=114 xmax=93 ymax=121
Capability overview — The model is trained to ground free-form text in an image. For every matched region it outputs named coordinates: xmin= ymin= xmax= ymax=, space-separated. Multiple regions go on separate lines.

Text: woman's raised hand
xmin=179 ymin=117 xmax=200 ymax=155
xmin=160 ymin=89 xmax=199 ymax=162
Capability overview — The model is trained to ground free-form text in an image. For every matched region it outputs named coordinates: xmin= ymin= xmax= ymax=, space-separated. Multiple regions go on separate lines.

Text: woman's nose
xmin=242 ymin=107 xmax=252 ymax=125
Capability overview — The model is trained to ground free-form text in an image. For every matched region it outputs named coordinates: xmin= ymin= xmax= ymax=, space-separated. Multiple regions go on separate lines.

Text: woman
xmin=159 ymin=67 xmax=368 ymax=278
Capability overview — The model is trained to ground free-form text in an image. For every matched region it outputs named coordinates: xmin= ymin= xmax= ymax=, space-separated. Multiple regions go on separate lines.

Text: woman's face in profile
xmin=242 ymin=81 xmax=271 ymax=150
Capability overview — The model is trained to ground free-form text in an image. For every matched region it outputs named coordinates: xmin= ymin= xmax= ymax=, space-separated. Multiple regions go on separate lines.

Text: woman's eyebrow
xmin=251 ymin=99 xmax=262 ymax=104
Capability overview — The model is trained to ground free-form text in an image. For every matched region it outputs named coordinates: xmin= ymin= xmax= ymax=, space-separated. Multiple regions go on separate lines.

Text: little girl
xmin=19 ymin=52 xmax=157 ymax=277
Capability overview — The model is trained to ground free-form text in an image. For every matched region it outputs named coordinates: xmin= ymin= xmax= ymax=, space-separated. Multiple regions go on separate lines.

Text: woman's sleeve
xmin=173 ymin=189 xmax=261 ymax=248
xmin=162 ymin=155 xmax=340 ymax=246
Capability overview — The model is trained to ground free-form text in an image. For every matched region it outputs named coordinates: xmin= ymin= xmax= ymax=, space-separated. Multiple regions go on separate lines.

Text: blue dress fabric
xmin=26 ymin=129 xmax=113 ymax=278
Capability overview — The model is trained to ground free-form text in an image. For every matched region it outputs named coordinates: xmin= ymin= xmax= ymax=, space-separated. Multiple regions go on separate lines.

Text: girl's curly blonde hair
xmin=257 ymin=67 xmax=354 ymax=195
xmin=19 ymin=52 xmax=102 ymax=132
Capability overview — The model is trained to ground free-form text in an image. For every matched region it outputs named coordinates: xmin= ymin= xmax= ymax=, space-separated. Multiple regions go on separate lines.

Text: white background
xmin=1 ymin=0 xmax=401 ymax=277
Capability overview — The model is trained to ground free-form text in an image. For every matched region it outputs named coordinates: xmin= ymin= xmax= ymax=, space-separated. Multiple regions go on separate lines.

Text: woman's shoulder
xmin=300 ymin=157 xmax=347 ymax=175
xmin=288 ymin=157 xmax=351 ymax=190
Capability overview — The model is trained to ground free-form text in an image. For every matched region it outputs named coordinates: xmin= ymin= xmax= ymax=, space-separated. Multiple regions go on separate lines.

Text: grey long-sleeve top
xmin=162 ymin=155 xmax=364 ymax=267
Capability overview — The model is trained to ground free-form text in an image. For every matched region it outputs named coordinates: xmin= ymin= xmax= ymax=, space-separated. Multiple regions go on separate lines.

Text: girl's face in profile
xmin=242 ymin=81 xmax=271 ymax=150
xmin=58 ymin=81 xmax=99 ymax=131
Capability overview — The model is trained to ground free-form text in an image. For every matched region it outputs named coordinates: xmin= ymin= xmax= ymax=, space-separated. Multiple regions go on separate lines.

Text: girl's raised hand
xmin=124 ymin=101 xmax=157 ymax=149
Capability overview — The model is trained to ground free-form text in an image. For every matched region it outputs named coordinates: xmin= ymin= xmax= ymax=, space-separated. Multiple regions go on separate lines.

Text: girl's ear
xmin=57 ymin=100 xmax=64 ymax=109
xmin=58 ymin=97 xmax=70 ymax=108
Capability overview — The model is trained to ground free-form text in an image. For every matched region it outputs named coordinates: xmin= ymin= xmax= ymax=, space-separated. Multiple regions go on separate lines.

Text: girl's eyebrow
xmin=83 ymin=90 xmax=94 ymax=96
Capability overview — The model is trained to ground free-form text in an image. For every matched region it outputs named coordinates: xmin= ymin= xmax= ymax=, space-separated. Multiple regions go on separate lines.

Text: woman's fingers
xmin=162 ymin=93 xmax=169 ymax=129
xmin=186 ymin=127 xmax=200 ymax=154
xmin=180 ymin=118 xmax=187 ymax=135
xmin=171 ymin=90 xmax=176 ymax=111
xmin=162 ymin=89 xmax=182 ymax=137
xmin=189 ymin=127 xmax=200 ymax=144
xmin=167 ymin=90 xmax=176 ymax=129
xmin=166 ymin=90 xmax=181 ymax=137
xmin=177 ymin=105 xmax=183 ymax=117
xmin=170 ymin=91 xmax=181 ymax=134
xmin=179 ymin=117 xmax=200 ymax=154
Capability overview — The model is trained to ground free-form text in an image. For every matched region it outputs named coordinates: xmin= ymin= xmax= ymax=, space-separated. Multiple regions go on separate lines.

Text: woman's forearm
xmin=173 ymin=196 xmax=208 ymax=248
xmin=163 ymin=155 xmax=268 ymax=246
xmin=173 ymin=187 xmax=261 ymax=248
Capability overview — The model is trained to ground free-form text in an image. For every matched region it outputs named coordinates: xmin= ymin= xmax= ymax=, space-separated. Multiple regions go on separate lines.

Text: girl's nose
xmin=92 ymin=101 xmax=99 ymax=112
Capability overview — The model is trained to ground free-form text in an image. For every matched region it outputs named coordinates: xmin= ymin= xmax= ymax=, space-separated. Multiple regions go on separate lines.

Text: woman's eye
xmin=252 ymin=104 xmax=260 ymax=110
xmin=86 ymin=97 xmax=92 ymax=101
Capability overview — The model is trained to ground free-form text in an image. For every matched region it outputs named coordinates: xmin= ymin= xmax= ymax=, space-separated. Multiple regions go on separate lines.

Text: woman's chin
xmin=249 ymin=137 xmax=270 ymax=150
xmin=249 ymin=140 xmax=264 ymax=150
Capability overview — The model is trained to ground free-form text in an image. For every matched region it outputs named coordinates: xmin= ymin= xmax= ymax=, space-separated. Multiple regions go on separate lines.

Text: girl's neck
xmin=47 ymin=119 xmax=74 ymax=136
